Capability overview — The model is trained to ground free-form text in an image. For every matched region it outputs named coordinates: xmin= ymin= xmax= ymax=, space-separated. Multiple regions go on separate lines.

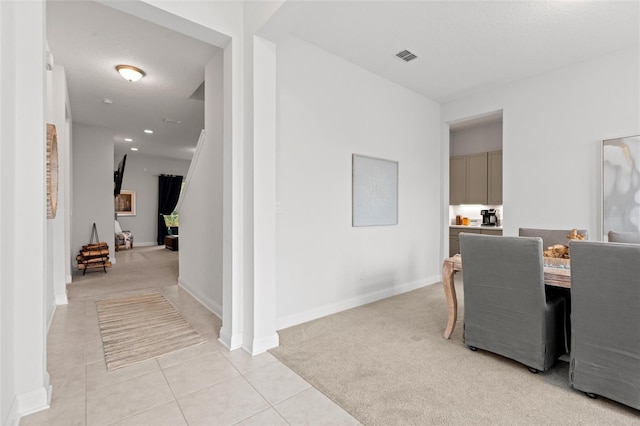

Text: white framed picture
xmin=352 ymin=154 xmax=398 ymax=227
xmin=115 ymin=190 xmax=136 ymax=216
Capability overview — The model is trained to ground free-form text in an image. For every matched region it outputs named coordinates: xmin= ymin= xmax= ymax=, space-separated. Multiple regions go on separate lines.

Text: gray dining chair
xmin=459 ymin=233 xmax=567 ymax=372
xmin=569 ymin=240 xmax=640 ymax=409
xmin=518 ymin=228 xmax=588 ymax=250
xmin=608 ymin=230 xmax=640 ymax=244
xmin=518 ymin=227 xmax=588 ymax=347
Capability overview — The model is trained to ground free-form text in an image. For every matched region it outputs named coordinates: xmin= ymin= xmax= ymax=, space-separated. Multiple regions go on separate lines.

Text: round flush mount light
xmin=143 ymin=129 xmax=153 ymax=134
xmin=130 ymin=147 xmax=139 ymax=151
xmin=116 ymin=65 xmax=145 ymax=82
xmin=124 ymin=138 xmax=133 ymax=142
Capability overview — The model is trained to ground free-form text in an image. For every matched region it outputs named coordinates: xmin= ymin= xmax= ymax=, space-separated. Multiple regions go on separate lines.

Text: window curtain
xmin=157 ymin=174 xmax=183 ymax=245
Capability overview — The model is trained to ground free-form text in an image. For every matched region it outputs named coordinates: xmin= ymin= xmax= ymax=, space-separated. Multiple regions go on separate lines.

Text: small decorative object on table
xmin=542 ymin=228 xmax=585 ymax=259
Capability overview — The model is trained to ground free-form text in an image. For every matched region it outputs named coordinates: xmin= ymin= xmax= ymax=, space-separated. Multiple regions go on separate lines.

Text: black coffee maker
xmin=481 ymin=209 xmax=498 ymax=226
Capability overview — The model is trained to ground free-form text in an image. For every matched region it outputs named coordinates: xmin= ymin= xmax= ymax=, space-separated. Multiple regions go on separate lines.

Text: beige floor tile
xmin=108 ymin=401 xmax=187 ymax=426
xmin=274 ymin=387 xmax=359 ymax=426
xmin=37 ymin=248 xmax=361 ymax=426
xmin=234 ymin=407 xmax=289 ymax=426
xmin=177 ymin=376 xmax=269 ymax=426
xmin=86 ymin=358 xmax=159 ymax=391
xmin=223 ymin=349 xmax=279 ymax=374
xmin=162 ymin=351 xmax=240 ymax=397
xmin=48 ymin=345 xmax=86 ymax=375
xmin=187 ymin=316 xmax=221 ymax=335
xmin=50 ymin=366 xmax=86 ymax=401
xmin=21 ymin=394 xmax=85 ymax=426
xmin=86 ymin=371 xmax=174 ymax=426
xmin=85 ymin=338 xmax=105 ymax=364
xmin=84 ymin=323 xmax=103 ymax=342
xmin=156 ymin=340 xmax=221 ymax=369
xmin=47 ymin=328 xmax=87 ymax=354
xmin=243 ymin=361 xmax=311 ymax=405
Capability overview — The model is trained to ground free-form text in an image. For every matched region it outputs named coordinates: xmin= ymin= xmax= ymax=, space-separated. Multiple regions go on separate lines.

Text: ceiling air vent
xmin=162 ymin=118 xmax=182 ymax=125
xmin=396 ymin=49 xmax=418 ymax=62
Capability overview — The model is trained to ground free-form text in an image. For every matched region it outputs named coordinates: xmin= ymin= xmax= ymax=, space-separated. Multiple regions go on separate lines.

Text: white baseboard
xmin=136 ymin=242 xmax=159 ymax=247
xmin=276 ymin=276 xmax=440 ymax=330
xmin=177 ymin=276 xmax=222 ymax=319
xmin=243 ymin=332 xmax=280 ymax=355
xmin=55 ymin=292 xmax=68 ymax=306
xmin=65 ymin=274 xmax=72 ymax=284
xmin=219 ymin=326 xmax=243 ymax=351
xmin=7 ymin=380 xmax=52 ymax=426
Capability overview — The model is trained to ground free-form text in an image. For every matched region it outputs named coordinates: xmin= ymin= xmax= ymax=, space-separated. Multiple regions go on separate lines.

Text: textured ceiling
xmin=47 ymin=1 xmax=639 ymax=161
xmin=263 ymin=0 xmax=640 ymax=102
xmin=46 ymin=0 xmax=221 ymax=161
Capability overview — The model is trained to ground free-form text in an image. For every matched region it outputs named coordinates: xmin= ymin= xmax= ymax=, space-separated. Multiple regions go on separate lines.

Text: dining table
xmin=441 ymin=254 xmax=571 ymax=339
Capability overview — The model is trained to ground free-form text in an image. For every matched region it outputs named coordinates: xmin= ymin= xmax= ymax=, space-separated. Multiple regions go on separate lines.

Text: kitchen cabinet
xmin=449 ymin=227 xmax=502 ymax=256
xmin=449 ymin=156 xmax=467 ymax=205
xmin=466 ymin=153 xmax=488 ymax=204
xmin=449 ymin=151 xmax=502 ymax=205
xmin=488 ymin=150 xmax=503 ymax=205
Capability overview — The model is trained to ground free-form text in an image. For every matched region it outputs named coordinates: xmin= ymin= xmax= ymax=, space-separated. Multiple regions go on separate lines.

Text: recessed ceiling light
xmin=130 ymin=147 xmax=139 ymax=151
xmin=162 ymin=118 xmax=182 ymax=125
xmin=116 ymin=65 xmax=145 ymax=82
xmin=103 ymin=98 xmax=113 ymax=104
xmin=144 ymin=129 xmax=153 ymax=134
xmin=124 ymin=138 xmax=133 ymax=142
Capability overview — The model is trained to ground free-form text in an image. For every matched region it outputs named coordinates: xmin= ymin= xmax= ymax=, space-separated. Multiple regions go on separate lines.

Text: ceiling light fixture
xmin=116 ymin=65 xmax=145 ymax=82
xmin=124 ymin=138 xmax=132 ymax=142
xmin=130 ymin=147 xmax=139 ymax=151
xmin=144 ymin=129 xmax=153 ymax=134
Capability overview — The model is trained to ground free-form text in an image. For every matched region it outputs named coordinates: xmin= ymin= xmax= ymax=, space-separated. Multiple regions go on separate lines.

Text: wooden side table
xmin=164 ymin=235 xmax=179 ymax=251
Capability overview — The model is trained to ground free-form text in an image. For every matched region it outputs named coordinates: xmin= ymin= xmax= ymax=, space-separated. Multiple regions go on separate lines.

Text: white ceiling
xmin=47 ymin=1 xmax=639 ymax=161
xmin=263 ymin=0 xmax=639 ymax=102
xmin=46 ymin=0 xmax=221 ymax=161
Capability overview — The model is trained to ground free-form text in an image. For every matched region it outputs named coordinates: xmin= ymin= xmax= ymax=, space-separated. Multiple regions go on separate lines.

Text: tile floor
xmin=22 ymin=246 xmax=359 ymax=426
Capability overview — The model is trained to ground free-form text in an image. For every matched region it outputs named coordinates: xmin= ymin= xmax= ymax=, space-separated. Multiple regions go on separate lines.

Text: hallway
xmin=22 ymin=246 xmax=358 ymax=425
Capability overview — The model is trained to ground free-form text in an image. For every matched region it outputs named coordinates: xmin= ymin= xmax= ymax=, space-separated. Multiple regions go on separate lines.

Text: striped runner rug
xmin=96 ymin=292 xmax=205 ymax=370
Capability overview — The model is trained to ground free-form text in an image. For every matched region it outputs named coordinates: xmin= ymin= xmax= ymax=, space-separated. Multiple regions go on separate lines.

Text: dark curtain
xmin=157 ymin=175 xmax=183 ymax=245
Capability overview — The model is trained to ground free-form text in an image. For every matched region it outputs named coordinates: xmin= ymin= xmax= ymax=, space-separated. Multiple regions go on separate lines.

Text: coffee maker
xmin=481 ymin=209 xmax=498 ymax=226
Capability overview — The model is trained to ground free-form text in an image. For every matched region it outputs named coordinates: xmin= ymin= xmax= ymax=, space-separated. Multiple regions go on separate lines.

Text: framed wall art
xmin=352 ymin=154 xmax=398 ymax=227
xmin=115 ymin=190 xmax=136 ymax=216
xmin=602 ymin=135 xmax=640 ymax=240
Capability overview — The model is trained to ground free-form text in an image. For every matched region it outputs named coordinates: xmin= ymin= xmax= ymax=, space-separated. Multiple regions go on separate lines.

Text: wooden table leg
xmin=442 ymin=260 xmax=458 ymax=339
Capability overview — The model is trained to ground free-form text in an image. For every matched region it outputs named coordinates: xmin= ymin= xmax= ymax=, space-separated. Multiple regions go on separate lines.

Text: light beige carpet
xmin=270 ymin=283 xmax=639 ymax=425
xmin=96 ymin=292 xmax=205 ymax=370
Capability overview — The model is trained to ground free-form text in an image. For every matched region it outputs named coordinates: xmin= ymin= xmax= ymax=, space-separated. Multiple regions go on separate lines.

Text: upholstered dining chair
xmin=518 ymin=227 xmax=588 ymax=346
xmin=608 ymin=230 xmax=640 ymax=244
xmin=518 ymin=228 xmax=588 ymax=250
xmin=569 ymin=240 xmax=640 ymax=410
xmin=459 ymin=233 xmax=567 ymax=373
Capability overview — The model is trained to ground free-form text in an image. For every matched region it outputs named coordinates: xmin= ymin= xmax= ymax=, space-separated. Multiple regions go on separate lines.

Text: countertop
xmin=450 ymin=224 xmax=503 ymax=230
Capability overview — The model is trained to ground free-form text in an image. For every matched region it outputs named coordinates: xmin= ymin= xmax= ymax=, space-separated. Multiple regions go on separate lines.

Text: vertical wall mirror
xmin=602 ymin=135 xmax=640 ymax=240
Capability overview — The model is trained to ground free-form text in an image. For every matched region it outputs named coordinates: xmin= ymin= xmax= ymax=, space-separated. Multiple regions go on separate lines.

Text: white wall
xmin=442 ymin=47 xmax=640 ymax=241
xmin=134 ymin=0 xmax=247 ymax=351
xmin=114 ymin=154 xmax=190 ymax=246
xmin=72 ymin=124 xmax=115 ymax=270
xmin=0 ymin=1 xmax=50 ymax=424
xmin=178 ymin=51 xmax=224 ymax=317
xmin=275 ymin=36 xmax=442 ymax=329
xmin=450 ymin=120 xmax=502 ymax=156
xmin=46 ymin=63 xmax=71 ymax=312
